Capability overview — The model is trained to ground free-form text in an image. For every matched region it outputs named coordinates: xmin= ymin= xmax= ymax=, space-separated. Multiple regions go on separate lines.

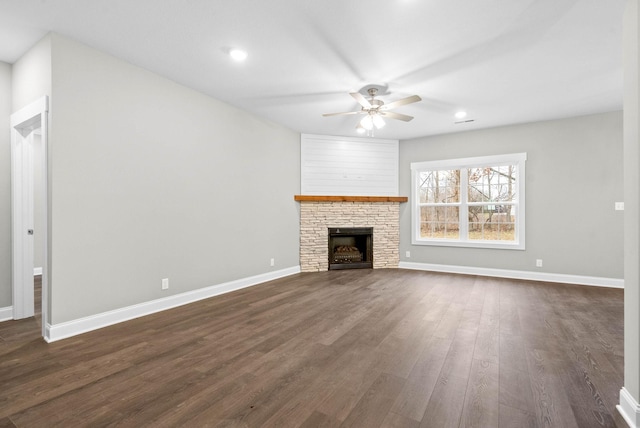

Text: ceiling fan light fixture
xmin=356 ymin=123 xmax=366 ymax=134
xmin=360 ymin=115 xmax=374 ymax=130
xmin=372 ymin=114 xmax=385 ymax=129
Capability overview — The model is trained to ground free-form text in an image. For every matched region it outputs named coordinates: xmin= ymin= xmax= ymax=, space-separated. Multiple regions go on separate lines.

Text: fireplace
xmin=295 ymin=196 xmax=405 ymax=272
xmin=328 ymin=227 xmax=373 ymax=270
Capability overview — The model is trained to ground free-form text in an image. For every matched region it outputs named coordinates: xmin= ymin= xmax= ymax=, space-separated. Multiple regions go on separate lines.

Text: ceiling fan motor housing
xmin=367 ymin=99 xmax=384 ymax=110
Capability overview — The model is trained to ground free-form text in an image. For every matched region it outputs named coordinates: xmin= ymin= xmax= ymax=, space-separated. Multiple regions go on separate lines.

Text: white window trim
xmin=411 ymin=153 xmax=526 ymax=250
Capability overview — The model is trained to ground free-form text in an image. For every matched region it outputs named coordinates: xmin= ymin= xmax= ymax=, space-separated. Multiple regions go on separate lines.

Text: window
xmin=411 ymin=153 xmax=526 ymax=249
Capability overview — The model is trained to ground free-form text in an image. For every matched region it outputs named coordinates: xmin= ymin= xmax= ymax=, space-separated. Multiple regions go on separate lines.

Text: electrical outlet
xmin=161 ymin=278 xmax=169 ymax=290
xmin=405 ymin=251 xmax=411 ymax=258
xmin=536 ymin=259 xmax=543 ymax=268
xmin=615 ymin=202 xmax=625 ymax=211
xmin=270 ymin=258 xmax=275 ymax=267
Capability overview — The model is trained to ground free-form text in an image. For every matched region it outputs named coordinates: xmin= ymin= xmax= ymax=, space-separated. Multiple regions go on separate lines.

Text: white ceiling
xmin=0 ymin=0 xmax=626 ymax=140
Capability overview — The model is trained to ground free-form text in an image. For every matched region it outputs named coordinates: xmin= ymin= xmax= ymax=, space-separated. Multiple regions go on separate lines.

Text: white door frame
xmin=11 ymin=96 xmax=49 ymax=340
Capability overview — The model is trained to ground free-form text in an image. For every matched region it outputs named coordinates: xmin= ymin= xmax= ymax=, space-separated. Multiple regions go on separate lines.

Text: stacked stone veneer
xmin=299 ymin=201 xmax=400 ymax=272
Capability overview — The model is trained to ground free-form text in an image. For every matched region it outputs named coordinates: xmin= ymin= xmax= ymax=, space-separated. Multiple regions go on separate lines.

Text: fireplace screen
xmin=328 ymin=227 xmax=373 ymax=270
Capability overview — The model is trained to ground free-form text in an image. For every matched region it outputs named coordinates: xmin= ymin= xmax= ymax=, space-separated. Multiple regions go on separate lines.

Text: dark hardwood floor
xmin=0 ymin=269 xmax=626 ymax=427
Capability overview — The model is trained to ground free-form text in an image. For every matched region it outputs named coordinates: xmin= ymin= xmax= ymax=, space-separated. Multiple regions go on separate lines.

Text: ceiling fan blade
xmin=380 ymin=95 xmax=422 ymax=110
xmin=381 ymin=111 xmax=414 ymax=122
xmin=322 ymin=111 xmax=362 ymax=117
xmin=350 ymin=92 xmax=372 ymax=109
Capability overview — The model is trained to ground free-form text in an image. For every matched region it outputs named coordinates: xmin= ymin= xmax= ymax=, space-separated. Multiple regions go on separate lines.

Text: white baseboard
xmin=0 ymin=306 xmax=13 ymax=322
xmin=34 ymin=267 xmax=42 ymax=276
xmin=398 ymin=261 xmax=624 ymax=288
xmin=618 ymin=387 xmax=640 ymax=427
xmin=46 ymin=266 xmax=301 ymax=342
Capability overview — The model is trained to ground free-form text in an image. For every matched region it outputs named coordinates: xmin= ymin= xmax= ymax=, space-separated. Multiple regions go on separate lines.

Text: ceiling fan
xmin=323 ymin=87 xmax=421 ymax=133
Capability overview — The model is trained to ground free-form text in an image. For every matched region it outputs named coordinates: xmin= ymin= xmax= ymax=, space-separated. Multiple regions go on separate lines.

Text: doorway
xmin=11 ymin=96 xmax=49 ymax=340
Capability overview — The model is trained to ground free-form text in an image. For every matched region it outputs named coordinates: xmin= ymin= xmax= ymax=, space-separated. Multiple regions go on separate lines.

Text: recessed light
xmin=455 ymin=111 xmax=467 ymax=119
xmin=229 ymin=48 xmax=248 ymax=61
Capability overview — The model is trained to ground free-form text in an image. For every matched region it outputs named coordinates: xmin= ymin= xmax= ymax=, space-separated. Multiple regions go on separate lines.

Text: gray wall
xmin=11 ymin=35 xmax=51 ymax=112
xmin=0 ymin=61 xmax=12 ymax=309
xmin=45 ymin=34 xmax=300 ymax=324
xmin=624 ymin=0 xmax=639 ymax=402
xmin=399 ymin=111 xmax=624 ymax=280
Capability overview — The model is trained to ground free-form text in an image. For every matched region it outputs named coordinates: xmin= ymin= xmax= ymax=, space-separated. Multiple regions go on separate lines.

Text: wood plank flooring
xmin=0 ymin=269 xmax=626 ymax=427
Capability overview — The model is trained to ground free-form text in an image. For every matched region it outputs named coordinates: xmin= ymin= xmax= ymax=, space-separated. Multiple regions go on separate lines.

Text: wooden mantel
xmin=294 ymin=195 xmax=408 ymax=203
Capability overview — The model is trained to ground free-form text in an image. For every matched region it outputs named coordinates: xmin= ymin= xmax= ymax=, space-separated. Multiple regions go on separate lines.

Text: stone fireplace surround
xmin=295 ymin=195 xmax=407 ymax=272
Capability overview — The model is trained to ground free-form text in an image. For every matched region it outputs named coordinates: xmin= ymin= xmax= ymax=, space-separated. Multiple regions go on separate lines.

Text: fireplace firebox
xmin=328 ymin=227 xmax=373 ymax=270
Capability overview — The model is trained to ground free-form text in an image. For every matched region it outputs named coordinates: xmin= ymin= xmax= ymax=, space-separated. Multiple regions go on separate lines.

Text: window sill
xmin=412 ymin=238 xmax=525 ymax=250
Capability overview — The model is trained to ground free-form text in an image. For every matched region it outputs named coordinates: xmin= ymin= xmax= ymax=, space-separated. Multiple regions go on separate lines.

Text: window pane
xmin=468 ymin=205 xmax=516 ymax=241
xmin=468 ymin=165 xmax=517 ymax=203
xmin=418 ymin=170 xmax=460 ymax=203
xmin=420 ymin=206 xmax=459 ymax=239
